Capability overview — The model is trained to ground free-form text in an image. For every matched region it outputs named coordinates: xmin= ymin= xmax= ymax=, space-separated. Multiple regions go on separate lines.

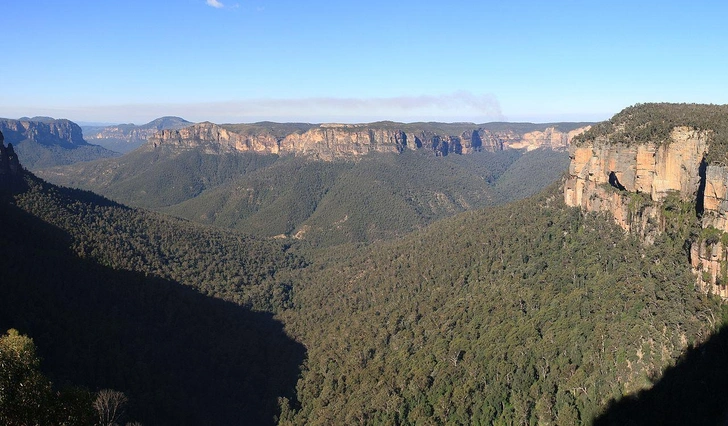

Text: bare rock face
xmin=690 ymin=242 xmax=728 ymax=299
xmin=565 ymin=127 xmax=709 ymax=210
xmin=0 ymin=118 xmax=88 ymax=149
xmin=147 ymin=122 xmax=590 ymax=160
xmin=148 ymin=122 xmax=280 ymax=155
xmin=279 ymin=125 xmax=406 ymax=160
xmin=703 ymin=166 xmax=728 ymax=230
xmin=507 ymin=126 xmax=589 ymax=151
xmin=563 ymin=123 xmax=728 ymax=298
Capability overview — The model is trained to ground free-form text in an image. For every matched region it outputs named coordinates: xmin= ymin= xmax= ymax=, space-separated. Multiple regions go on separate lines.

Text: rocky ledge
xmin=564 ymin=103 xmax=728 ymax=298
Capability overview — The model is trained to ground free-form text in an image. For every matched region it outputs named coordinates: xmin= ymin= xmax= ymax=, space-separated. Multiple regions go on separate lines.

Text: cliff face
xmin=149 ymin=122 xmax=281 ymax=154
xmin=564 ymin=120 xmax=728 ymax=298
xmin=499 ymin=126 xmax=587 ymax=151
xmin=147 ymin=122 xmax=590 ymax=159
xmin=0 ymin=118 xmax=88 ymax=149
xmin=564 ymin=127 xmax=709 ymax=230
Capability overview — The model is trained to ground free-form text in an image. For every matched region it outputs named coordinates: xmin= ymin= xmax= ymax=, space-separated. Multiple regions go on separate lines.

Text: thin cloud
xmin=2 ymin=92 xmax=505 ymax=124
xmin=206 ymin=0 xmax=224 ymax=8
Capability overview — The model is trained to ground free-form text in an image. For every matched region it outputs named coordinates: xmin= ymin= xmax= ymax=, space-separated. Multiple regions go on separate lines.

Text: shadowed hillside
xmin=594 ymin=322 xmax=728 ymax=426
xmin=0 ymin=199 xmax=305 ymax=425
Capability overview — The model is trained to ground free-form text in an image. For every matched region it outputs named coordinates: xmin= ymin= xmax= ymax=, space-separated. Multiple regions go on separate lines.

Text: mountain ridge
xmin=147 ymin=121 xmax=591 ymax=160
xmin=0 ymin=117 xmax=119 ymax=169
xmin=82 ymin=116 xmax=193 ymax=153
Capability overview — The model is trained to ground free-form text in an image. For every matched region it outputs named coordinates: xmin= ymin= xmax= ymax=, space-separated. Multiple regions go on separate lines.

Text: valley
xmin=2 ymin=104 xmax=728 ymax=425
xmin=35 ymin=120 xmax=584 ymax=246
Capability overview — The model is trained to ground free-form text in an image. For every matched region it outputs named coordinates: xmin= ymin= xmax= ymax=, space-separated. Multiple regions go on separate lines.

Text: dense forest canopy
xmin=39 ymin=146 xmax=570 ymax=247
xmin=574 ymin=103 xmax=728 ymax=163
xmin=2 ymin=105 xmax=728 ymax=425
xmin=0 ymin=173 xmax=307 ymax=424
xmin=277 ymin=184 xmax=726 ymax=425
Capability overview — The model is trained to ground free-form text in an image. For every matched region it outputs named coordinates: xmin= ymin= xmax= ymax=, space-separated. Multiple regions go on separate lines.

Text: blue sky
xmin=1 ymin=0 xmax=727 ymax=124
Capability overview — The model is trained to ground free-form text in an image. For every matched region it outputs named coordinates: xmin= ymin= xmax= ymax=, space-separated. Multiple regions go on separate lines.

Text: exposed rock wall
xmin=703 ymin=165 xmax=728 ymax=231
xmin=563 ymin=126 xmax=728 ymax=298
xmin=0 ymin=118 xmax=88 ymax=149
xmin=564 ymin=127 xmax=709 ymax=208
xmin=279 ymin=125 xmax=406 ymax=160
xmin=505 ymin=127 xmax=587 ymax=151
xmin=147 ymin=122 xmax=590 ymax=159
xmin=150 ymin=122 xmax=280 ymax=154
xmin=690 ymin=242 xmax=728 ymax=298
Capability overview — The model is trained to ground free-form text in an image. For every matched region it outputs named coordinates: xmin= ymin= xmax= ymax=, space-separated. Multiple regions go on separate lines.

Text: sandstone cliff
xmin=146 ymin=121 xmax=590 ymax=160
xmin=149 ymin=122 xmax=281 ymax=154
xmin=564 ymin=103 xmax=728 ymax=298
xmin=0 ymin=117 xmax=118 ymax=170
xmin=0 ymin=117 xmax=88 ymax=149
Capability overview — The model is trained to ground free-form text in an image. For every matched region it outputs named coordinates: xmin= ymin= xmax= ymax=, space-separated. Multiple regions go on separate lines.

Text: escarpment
xmin=564 ymin=103 xmax=728 ymax=298
xmin=149 ymin=122 xmax=281 ymax=154
xmin=146 ymin=122 xmax=590 ymax=159
xmin=0 ymin=117 xmax=118 ymax=169
xmin=0 ymin=117 xmax=88 ymax=149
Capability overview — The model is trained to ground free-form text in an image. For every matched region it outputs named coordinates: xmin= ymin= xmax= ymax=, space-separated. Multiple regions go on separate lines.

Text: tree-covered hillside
xmin=277 ymin=184 xmax=725 ymax=425
xmin=0 ymin=175 xmax=308 ymax=424
xmin=3 ymin=117 xmax=727 ymax=425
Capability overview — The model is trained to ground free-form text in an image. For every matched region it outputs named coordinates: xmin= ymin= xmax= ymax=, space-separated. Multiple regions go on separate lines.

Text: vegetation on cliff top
xmin=574 ymin=103 xmax=728 ymax=163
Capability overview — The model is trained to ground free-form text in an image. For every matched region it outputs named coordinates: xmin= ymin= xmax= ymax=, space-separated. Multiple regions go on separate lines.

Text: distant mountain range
xmin=143 ymin=121 xmax=591 ymax=159
xmin=37 ymin=119 xmax=592 ymax=246
xmin=0 ymin=117 xmax=119 ymax=170
xmin=3 ymin=105 xmax=728 ymax=425
xmin=82 ymin=116 xmax=193 ymax=153
xmin=21 ymin=116 xmax=591 ymax=245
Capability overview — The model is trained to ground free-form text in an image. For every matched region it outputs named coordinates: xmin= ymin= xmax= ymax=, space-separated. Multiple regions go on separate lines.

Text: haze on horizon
xmin=2 ymin=1 xmax=727 ymax=125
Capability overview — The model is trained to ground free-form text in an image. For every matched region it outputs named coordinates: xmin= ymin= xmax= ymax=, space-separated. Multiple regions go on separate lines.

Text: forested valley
xmin=38 ymin=147 xmax=569 ymax=247
xmin=2 ymin=112 xmax=728 ymax=424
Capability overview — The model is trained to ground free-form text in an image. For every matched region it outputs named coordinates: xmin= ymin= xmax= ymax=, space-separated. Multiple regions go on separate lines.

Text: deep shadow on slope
xmin=0 ymin=200 xmax=305 ymax=426
xmin=594 ymin=324 xmax=728 ymax=426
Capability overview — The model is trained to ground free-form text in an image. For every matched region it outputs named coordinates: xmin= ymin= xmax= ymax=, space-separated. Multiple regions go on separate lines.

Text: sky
xmin=1 ymin=0 xmax=727 ymax=125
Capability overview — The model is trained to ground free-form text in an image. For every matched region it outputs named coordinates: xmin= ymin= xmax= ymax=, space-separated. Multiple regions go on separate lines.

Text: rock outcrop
xmin=0 ymin=117 xmax=118 ymax=170
xmin=564 ymin=104 xmax=728 ymax=298
xmin=146 ymin=122 xmax=590 ymax=160
xmin=0 ymin=118 xmax=88 ymax=149
xmin=564 ymin=127 xmax=709 ymax=232
xmin=83 ymin=116 xmax=192 ymax=153
xmin=149 ymin=122 xmax=281 ymax=154
xmin=0 ymin=131 xmax=23 ymax=192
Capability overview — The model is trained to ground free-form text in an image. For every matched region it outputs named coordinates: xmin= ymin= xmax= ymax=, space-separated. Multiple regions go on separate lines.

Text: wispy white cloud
xmin=206 ymin=0 xmax=224 ymax=8
xmin=0 ymin=92 xmax=507 ymax=125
